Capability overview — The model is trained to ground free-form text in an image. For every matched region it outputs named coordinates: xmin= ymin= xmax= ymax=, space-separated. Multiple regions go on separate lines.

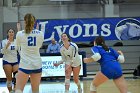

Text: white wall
xmin=18 ymin=4 xmax=102 ymax=21
xmin=3 ymin=7 xmax=18 ymax=22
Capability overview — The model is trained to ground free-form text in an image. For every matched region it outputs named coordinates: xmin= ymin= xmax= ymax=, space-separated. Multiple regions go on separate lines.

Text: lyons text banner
xmin=35 ymin=17 xmax=140 ymax=42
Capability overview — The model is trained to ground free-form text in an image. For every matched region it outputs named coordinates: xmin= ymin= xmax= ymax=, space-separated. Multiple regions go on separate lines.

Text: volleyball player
xmin=1 ymin=29 xmax=19 ymax=93
xmin=54 ymin=33 xmax=82 ymax=93
xmin=84 ymin=36 xmax=128 ymax=93
xmin=15 ymin=13 xmax=44 ymax=93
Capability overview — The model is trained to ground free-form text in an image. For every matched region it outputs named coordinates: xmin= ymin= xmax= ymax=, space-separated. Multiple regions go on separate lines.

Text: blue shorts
xmin=19 ymin=68 xmax=42 ymax=74
xmin=3 ymin=60 xmax=19 ymax=66
xmin=101 ymin=62 xmax=123 ymax=79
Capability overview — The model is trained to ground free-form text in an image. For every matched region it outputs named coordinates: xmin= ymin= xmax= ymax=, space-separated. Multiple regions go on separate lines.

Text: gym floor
xmin=0 ymin=75 xmax=140 ymax=93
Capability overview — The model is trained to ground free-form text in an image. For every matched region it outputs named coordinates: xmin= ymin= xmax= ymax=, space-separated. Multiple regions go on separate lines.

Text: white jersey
xmin=16 ymin=29 xmax=44 ymax=70
xmin=1 ymin=39 xmax=18 ymax=63
xmin=60 ymin=42 xmax=81 ymax=67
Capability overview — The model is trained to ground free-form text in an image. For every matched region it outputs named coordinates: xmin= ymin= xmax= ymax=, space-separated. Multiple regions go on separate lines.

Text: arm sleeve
xmin=111 ymin=48 xmax=125 ymax=63
xmin=39 ymin=32 xmax=44 ymax=48
xmin=91 ymin=47 xmax=101 ymax=61
xmin=118 ymin=55 xmax=125 ymax=63
xmin=72 ymin=43 xmax=78 ymax=58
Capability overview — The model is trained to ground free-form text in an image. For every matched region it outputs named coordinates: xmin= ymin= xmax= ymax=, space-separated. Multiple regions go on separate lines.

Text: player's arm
xmin=117 ymin=50 xmax=125 ymax=63
xmin=84 ymin=53 xmax=101 ymax=63
xmin=54 ymin=49 xmax=65 ymax=66
xmin=15 ymin=32 xmax=21 ymax=54
xmin=1 ymin=40 xmax=11 ymax=54
xmin=84 ymin=47 xmax=101 ymax=63
xmin=71 ymin=43 xmax=79 ymax=63
xmin=111 ymin=47 xmax=125 ymax=63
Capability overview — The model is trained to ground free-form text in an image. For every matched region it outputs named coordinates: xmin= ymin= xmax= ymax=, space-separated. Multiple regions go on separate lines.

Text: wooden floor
xmin=0 ymin=77 xmax=140 ymax=93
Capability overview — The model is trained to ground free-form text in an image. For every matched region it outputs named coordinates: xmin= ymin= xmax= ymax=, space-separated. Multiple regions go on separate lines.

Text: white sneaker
xmin=127 ymin=92 xmax=132 ymax=93
xmin=2 ymin=91 xmax=6 ymax=93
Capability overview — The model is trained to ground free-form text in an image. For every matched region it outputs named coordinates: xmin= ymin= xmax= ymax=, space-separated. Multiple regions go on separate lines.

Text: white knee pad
xmin=90 ymin=83 xmax=96 ymax=91
xmin=6 ymin=81 xmax=12 ymax=87
xmin=65 ymin=79 xmax=70 ymax=85
xmin=15 ymin=89 xmax=22 ymax=93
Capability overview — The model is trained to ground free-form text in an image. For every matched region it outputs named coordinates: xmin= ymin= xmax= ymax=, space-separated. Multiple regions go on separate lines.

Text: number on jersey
xmin=28 ymin=37 xmax=36 ymax=46
xmin=11 ymin=46 xmax=15 ymax=50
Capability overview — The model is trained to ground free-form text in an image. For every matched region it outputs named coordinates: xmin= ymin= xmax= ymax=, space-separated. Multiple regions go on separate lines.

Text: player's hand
xmin=6 ymin=40 xmax=11 ymax=49
xmin=117 ymin=50 xmax=123 ymax=55
xmin=53 ymin=63 xmax=59 ymax=66
xmin=83 ymin=58 xmax=88 ymax=63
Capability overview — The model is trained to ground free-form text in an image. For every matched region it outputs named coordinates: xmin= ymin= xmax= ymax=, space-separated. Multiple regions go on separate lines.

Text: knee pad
xmin=6 ymin=81 xmax=12 ymax=87
xmin=65 ymin=79 xmax=70 ymax=85
xmin=90 ymin=83 xmax=96 ymax=91
xmin=15 ymin=89 xmax=22 ymax=93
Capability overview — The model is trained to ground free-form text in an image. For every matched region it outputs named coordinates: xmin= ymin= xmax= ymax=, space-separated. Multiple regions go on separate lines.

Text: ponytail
xmin=95 ymin=36 xmax=109 ymax=51
xmin=24 ymin=13 xmax=35 ymax=34
xmin=102 ymin=43 xmax=109 ymax=51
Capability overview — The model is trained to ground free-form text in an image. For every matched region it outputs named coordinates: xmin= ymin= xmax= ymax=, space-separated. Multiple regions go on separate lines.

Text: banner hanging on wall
xmin=35 ymin=17 xmax=140 ymax=42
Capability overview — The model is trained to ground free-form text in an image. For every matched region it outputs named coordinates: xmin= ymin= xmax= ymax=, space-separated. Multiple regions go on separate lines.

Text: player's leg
xmin=72 ymin=65 xmax=81 ymax=92
xmin=90 ymin=71 xmax=109 ymax=93
xmin=113 ymin=75 xmax=128 ymax=93
xmin=3 ymin=64 xmax=13 ymax=92
xmin=30 ymin=73 xmax=42 ymax=93
xmin=15 ymin=70 xmax=29 ymax=93
xmin=12 ymin=64 xmax=19 ymax=90
xmin=65 ymin=64 xmax=72 ymax=93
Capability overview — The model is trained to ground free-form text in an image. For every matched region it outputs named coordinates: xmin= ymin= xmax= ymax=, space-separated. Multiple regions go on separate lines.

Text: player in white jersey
xmin=15 ymin=13 xmax=44 ymax=93
xmin=1 ymin=28 xmax=19 ymax=93
xmin=54 ymin=33 xmax=82 ymax=93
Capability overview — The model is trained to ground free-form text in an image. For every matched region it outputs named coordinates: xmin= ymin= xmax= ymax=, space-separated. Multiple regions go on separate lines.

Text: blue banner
xmin=36 ymin=17 xmax=140 ymax=42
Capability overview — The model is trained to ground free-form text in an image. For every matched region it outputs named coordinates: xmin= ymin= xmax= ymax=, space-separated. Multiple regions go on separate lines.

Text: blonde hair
xmin=24 ymin=13 xmax=35 ymax=34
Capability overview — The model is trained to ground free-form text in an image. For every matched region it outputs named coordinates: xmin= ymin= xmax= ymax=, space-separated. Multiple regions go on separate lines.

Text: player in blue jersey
xmin=84 ymin=36 xmax=128 ymax=93
xmin=54 ymin=33 xmax=82 ymax=93
xmin=1 ymin=28 xmax=19 ymax=93
xmin=15 ymin=13 xmax=44 ymax=93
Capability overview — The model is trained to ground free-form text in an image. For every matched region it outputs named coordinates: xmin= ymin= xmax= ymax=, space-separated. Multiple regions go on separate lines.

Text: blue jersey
xmin=91 ymin=46 xmax=123 ymax=79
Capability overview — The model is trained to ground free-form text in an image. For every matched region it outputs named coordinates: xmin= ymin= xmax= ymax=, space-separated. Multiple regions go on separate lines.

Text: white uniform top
xmin=60 ymin=42 xmax=81 ymax=67
xmin=1 ymin=39 xmax=18 ymax=63
xmin=16 ymin=29 xmax=44 ymax=70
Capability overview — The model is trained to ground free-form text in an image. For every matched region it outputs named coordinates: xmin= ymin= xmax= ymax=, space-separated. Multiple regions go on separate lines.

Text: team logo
xmin=115 ymin=18 xmax=140 ymax=40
